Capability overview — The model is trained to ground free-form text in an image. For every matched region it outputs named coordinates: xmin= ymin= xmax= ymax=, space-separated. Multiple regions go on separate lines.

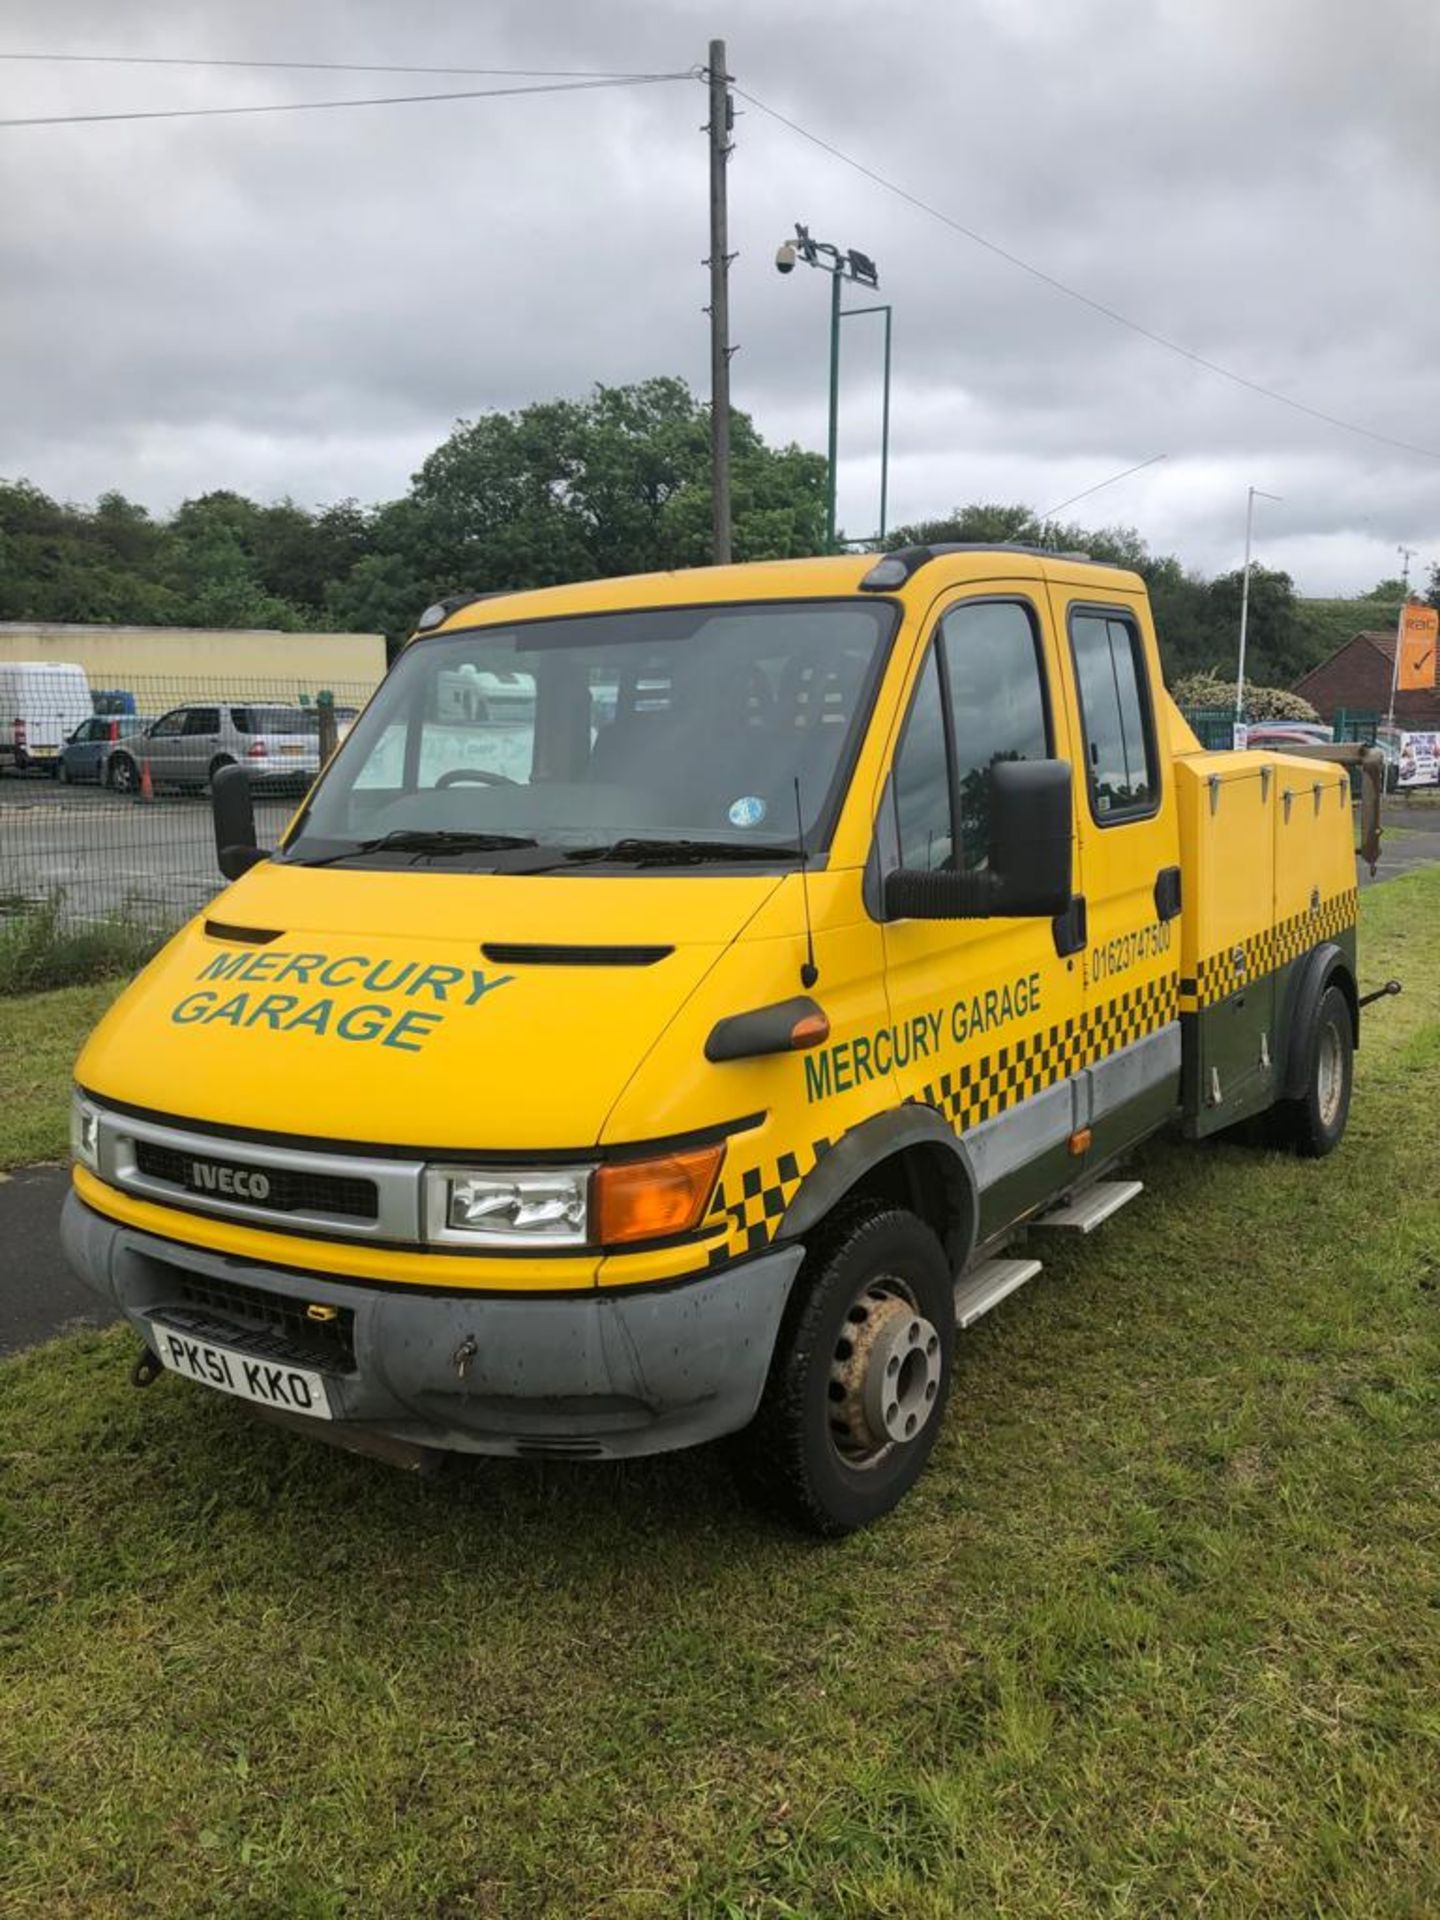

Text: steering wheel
xmin=435 ymin=768 xmax=518 ymax=788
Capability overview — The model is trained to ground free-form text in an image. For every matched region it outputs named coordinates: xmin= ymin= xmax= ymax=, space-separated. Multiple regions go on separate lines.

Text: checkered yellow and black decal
xmin=701 ymin=974 xmax=1180 ymax=1271
xmin=704 ymin=1141 xmax=833 ymax=1268
xmin=1179 ymin=887 xmax=1357 ymax=1012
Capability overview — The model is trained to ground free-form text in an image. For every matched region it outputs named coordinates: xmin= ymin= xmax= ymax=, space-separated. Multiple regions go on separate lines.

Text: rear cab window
xmin=1067 ymin=608 xmax=1159 ymax=822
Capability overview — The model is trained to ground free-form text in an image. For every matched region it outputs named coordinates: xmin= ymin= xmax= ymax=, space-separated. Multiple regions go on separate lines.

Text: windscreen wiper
xmin=561 ymin=837 xmax=804 ymax=868
xmin=295 ymin=829 xmax=539 ymax=868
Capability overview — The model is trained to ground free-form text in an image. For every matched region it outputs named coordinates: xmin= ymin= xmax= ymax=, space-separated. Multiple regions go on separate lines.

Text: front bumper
xmin=61 ymin=1192 xmax=801 ymax=1461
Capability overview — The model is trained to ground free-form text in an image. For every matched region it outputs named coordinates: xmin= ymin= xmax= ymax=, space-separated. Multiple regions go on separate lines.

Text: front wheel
xmin=731 ymin=1203 xmax=955 ymax=1536
xmin=1270 ymin=982 xmax=1354 ymax=1158
xmin=108 ymin=753 xmax=137 ymax=794
xmin=56 ymin=758 xmax=70 ymax=784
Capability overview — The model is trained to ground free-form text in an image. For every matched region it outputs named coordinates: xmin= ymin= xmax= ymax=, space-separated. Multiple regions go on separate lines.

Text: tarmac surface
xmin=3 ymin=801 xmax=1437 ymax=1359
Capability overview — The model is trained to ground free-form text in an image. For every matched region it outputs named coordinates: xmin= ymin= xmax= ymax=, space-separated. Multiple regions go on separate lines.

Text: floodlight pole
xmin=778 ymin=224 xmax=883 ymax=550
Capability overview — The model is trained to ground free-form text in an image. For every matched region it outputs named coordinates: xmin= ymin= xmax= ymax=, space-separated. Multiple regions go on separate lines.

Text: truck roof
xmin=415 ymin=547 xmax=1146 ymax=639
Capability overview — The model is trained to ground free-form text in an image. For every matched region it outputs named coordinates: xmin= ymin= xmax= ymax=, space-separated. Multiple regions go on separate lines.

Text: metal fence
xmin=1 ymin=674 xmax=375 ymax=933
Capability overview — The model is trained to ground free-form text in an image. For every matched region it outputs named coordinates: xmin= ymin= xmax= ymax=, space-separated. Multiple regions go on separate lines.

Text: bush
xmin=0 ymin=894 xmax=160 ymax=995
xmin=1171 ymin=672 xmax=1320 ymax=722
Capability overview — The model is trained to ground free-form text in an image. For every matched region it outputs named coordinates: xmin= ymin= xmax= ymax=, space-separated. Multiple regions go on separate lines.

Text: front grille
xmin=161 ymin=1271 xmax=357 ymax=1372
xmin=134 ymin=1140 xmax=379 ymax=1221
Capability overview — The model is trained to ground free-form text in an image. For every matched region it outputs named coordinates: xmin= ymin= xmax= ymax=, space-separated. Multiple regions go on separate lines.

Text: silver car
xmin=108 ymin=703 xmax=338 ymax=795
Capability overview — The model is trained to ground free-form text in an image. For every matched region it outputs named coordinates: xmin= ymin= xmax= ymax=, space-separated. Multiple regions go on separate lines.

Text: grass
xmin=0 ymin=894 xmax=162 ymax=996
xmin=0 ymin=978 xmax=125 ymax=1168
xmin=3 ymin=871 xmax=1439 ymax=1918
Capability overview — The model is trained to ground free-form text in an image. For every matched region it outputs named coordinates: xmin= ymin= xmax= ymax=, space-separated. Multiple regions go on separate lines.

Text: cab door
xmin=879 ymin=586 xmax=1084 ymax=1238
xmin=1050 ymin=591 xmax=1182 ymax=1162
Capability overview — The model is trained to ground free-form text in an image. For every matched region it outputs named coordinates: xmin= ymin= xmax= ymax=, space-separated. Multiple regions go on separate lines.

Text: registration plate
xmin=153 ymin=1327 xmax=333 ymax=1420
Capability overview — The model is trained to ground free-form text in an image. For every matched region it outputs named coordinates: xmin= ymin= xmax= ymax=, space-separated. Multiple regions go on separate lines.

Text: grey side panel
xmin=1089 ymin=1022 xmax=1182 ymax=1122
xmin=963 ymin=1079 xmax=1074 ymax=1189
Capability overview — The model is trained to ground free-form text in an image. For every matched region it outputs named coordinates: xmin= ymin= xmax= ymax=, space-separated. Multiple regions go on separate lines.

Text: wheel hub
xmin=1316 ymin=1019 xmax=1344 ymax=1127
xmin=828 ymin=1281 xmax=942 ymax=1462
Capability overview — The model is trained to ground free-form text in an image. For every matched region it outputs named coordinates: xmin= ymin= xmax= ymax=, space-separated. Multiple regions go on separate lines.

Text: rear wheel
xmin=207 ymin=755 xmax=236 ymax=791
xmin=108 ymin=753 xmax=137 ymax=794
xmin=1269 ymin=982 xmax=1354 ymax=1158
xmin=731 ymin=1202 xmax=954 ymax=1536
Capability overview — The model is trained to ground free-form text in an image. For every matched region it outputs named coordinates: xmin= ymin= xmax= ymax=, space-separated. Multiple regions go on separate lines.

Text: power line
xmin=1041 ymin=453 xmax=1168 ymax=521
xmin=0 ymin=72 xmax=692 ymax=129
xmin=0 ymin=51 xmax=687 ymax=81
xmin=737 ymin=85 xmax=1440 ymax=465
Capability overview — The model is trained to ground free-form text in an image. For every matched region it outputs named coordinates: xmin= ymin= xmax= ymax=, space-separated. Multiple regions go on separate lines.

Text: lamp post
xmin=1236 ymin=485 xmax=1282 ymax=725
xmin=776 ymin=224 xmax=891 ymax=548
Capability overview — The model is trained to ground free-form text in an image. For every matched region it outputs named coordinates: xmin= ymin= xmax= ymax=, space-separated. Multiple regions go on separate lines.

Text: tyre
xmin=109 ymin=753 xmax=137 ymax=794
xmin=731 ymin=1202 xmax=955 ymax=1536
xmin=56 ymin=758 xmax=70 ymax=784
xmin=1269 ymin=982 xmax=1354 ymax=1158
xmin=207 ymin=755 xmax=236 ymax=790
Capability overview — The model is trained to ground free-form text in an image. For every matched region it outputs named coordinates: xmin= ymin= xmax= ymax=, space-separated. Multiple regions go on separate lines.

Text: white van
xmin=0 ymin=661 xmax=93 ymax=773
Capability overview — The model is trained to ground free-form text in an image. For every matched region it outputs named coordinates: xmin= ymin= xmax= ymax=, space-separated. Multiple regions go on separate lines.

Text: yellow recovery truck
xmin=63 ymin=547 xmax=1388 ymax=1532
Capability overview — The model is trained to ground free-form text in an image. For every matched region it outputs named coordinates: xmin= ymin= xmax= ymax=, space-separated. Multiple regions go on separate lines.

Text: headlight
xmin=70 ymin=1093 xmax=101 ymax=1171
xmin=424 ymin=1166 xmax=594 ymax=1247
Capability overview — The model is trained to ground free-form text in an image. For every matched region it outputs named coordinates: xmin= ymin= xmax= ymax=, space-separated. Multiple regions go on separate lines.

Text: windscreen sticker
xmin=728 ymin=795 xmax=767 ymax=828
xmin=168 ymin=949 xmax=513 ymax=1052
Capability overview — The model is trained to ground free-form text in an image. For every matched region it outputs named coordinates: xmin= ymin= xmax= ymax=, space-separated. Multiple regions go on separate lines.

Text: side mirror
xmin=883 ymin=758 xmax=1073 ymax=921
xmin=211 ymin=762 xmax=267 ymax=881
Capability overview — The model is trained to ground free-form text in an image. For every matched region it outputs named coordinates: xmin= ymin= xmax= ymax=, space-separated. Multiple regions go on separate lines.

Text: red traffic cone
xmin=139 ymin=759 xmax=154 ymax=802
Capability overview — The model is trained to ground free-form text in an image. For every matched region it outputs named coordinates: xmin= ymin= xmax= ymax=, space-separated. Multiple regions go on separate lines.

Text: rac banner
xmin=1398 ymin=604 xmax=1439 ymax=691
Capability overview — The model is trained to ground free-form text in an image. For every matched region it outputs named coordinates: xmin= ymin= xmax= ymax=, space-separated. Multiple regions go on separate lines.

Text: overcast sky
xmin=2 ymin=0 xmax=1438 ymax=593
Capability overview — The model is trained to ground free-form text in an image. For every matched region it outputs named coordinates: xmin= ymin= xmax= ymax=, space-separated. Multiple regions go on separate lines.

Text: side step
xmin=953 ymin=1257 xmax=1042 ymax=1330
xmin=1032 ymin=1178 xmax=1144 ymax=1235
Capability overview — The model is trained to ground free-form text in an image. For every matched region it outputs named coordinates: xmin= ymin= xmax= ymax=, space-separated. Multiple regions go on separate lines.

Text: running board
xmin=1033 ymin=1179 xmax=1144 ymax=1234
xmin=953 ymin=1257 xmax=1042 ymax=1330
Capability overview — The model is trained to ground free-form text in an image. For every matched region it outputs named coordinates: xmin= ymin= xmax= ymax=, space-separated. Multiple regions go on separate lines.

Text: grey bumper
xmin=60 ymin=1192 xmax=801 ymax=1461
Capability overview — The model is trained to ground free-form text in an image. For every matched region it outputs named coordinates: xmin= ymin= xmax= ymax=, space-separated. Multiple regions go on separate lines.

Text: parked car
xmin=108 ymin=703 xmax=339 ymax=795
xmin=57 ymin=714 xmax=151 ymax=785
xmin=0 ymin=661 xmax=93 ymax=774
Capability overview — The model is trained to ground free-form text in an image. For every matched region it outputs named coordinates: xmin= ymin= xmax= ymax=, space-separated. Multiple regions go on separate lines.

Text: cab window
xmin=893 ymin=647 xmax=951 ymax=872
xmin=892 ymin=599 xmax=1051 ymax=874
xmin=1068 ymin=610 xmax=1157 ymax=820
xmin=940 ymin=600 xmax=1050 ymax=869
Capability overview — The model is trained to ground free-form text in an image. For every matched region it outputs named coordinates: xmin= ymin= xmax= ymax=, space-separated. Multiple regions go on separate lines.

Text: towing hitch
xmin=130 ymin=1345 xmax=164 ymax=1388
xmin=1358 ymin=979 xmax=1403 ymax=1011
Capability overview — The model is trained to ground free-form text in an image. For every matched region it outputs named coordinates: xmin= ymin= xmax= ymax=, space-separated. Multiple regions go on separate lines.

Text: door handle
xmin=1154 ymin=866 xmax=1182 ymax=921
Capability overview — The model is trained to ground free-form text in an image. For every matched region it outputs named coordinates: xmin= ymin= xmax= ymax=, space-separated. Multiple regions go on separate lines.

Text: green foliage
xmin=0 ymin=402 xmax=1414 ymax=682
xmin=1170 ymin=672 xmax=1320 ymax=721
xmin=0 ymin=894 xmax=161 ymax=997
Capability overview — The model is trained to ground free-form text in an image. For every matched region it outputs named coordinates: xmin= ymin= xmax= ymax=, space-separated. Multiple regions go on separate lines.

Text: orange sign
xmin=1399 ymin=604 xmax=1439 ymax=691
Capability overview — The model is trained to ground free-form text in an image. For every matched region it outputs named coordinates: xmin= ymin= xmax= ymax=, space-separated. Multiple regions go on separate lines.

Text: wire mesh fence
xmin=1 ymin=674 xmax=374 ymax=934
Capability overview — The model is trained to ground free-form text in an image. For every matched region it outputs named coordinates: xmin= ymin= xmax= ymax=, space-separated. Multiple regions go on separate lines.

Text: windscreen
xmin=285 ymin=600 xmax=895 ymax=868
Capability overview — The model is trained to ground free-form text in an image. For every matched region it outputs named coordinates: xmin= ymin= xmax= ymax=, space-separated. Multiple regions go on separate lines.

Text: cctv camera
xmin=775 ymin=241 xmax=796 ymax=274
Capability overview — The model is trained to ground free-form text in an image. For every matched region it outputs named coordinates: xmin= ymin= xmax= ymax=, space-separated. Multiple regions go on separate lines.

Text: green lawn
xmin=0 ymin=979 xmax=124 ymax=1168
xmin=3 ymin=874 xmax=1438 ymax=1918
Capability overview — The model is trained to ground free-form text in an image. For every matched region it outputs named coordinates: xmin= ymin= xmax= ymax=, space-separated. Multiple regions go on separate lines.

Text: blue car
xmin=57 ymin=715 xmax=150 ymax=785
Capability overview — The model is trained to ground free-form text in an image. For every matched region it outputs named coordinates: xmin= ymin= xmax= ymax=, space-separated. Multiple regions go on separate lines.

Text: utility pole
xmin=705 ymin=40 xmax=733 ymax=566
xmin=1387 ymin=543 xmax=1419 ymax=727
xmin=1235 ymin=485 xmax=1282 ymax=724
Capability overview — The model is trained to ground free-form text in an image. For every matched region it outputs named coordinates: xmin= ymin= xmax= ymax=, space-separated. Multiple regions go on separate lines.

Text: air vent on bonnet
xmin=480 ymin=943 xmax=673 ymax=967
xmin=204 ymin=920 xmax=283 ymax=944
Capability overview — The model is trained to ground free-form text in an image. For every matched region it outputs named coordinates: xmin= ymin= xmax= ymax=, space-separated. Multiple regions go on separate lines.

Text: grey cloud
xmin=0 ymin=0 xmax=1436 ymax=595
